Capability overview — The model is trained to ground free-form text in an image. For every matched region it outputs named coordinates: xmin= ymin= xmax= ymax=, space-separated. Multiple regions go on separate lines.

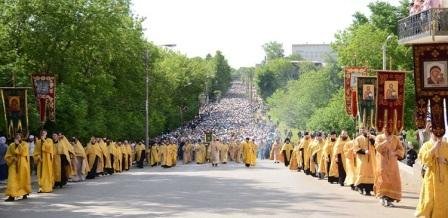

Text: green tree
xmin=255 ymin=58 xmax=298 ymax=99
xmin=263 ymin=41 xmax=285 ymax=61
xmin=307 ymin=89 xmax=356 ymax=135
xmin=0 ymin=0 xmax=230 ymax=141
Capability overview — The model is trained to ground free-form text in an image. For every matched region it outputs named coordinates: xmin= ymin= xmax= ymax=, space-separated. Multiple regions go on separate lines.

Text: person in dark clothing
xmin=406 ymin=143 xmax=418 ymax=167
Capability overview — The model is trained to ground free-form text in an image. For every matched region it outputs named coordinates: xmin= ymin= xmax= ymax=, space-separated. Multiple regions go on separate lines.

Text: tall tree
xmin=263 ymin=41 xmax=285 ymax=61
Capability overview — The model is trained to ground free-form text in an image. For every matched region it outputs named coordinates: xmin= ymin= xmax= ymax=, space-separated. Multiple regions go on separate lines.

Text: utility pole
xmin=382 ymin=35 xmax=393 ymax=70
xmin=144 ymin=50 xmax=149 ymax=150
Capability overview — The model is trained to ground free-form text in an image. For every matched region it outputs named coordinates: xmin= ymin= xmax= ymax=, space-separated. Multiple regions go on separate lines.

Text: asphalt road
xmin=0 ymin=160 xmax=419 ymax=218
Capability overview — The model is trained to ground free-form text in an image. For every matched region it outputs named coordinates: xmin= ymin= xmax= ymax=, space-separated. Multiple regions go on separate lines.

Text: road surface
xmin=0 ymin=160 xmax=418 ymax=218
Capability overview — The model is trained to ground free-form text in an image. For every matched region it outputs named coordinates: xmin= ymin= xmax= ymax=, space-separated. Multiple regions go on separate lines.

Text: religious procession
xmin=2 ymin=1 xmax=448 ymax=217
xmin=0 ymin=81 xmax=273 ymax=202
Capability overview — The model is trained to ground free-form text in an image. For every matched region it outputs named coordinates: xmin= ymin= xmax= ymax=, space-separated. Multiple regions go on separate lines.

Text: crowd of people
xmin=0 ymin=81 xmax=277 ymax=201
xmin=409 ymin=0 xmax=444 ymax=15
xmin=271 ymin=121 xmax=448 ymax=216
xmin=2 ymin=78 xmax=447 ymax=218
xmin=273 ymin=128 xmax=404 ymax=207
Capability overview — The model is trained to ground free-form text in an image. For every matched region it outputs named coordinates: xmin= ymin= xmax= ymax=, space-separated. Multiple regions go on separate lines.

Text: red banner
xmin=31 ymin=74 xmax=56 ymax=124
xmin=344 ymin=67 xmax=368 ymax=118
xmin=376 ymin=71 xmax=406 ymax=135
xmin=357 ymin=77 xmax=377 ymax=130
xmin=0 ymin=88 xmax=29 ymax=139
xmin=413 ymin=44 xmax=448 ymax=137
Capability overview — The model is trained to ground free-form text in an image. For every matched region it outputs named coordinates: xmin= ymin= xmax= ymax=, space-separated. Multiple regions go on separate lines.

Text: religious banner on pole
xmin=31 ymin=74 xmax=56 ymax=124
xmin=413 ymin=44 xmax=448 ymax=137
xmin=344 ymin=67 xmax=368 ymax=118
xmin=357 ymin=77 xmax=377 ymax=129
xmin=0 ymin=88 xmax=29 ymax=139
xmin=376 ymin=71 xmax=406 ymax=135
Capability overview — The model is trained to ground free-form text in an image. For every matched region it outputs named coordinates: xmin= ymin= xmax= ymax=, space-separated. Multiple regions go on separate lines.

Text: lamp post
xmin=382 ymin=35 xmax=393 ymax=70
xmin=144 ymin=50 xmax=149 ymax=150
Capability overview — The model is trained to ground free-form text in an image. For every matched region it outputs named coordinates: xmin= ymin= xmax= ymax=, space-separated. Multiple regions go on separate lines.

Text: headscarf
xmin=0 ymin=136 xmax=6 ymax=144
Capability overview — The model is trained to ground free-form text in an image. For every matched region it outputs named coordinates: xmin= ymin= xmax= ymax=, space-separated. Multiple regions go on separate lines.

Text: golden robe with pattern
xmin=373 ymin=134 xmax=404 ymax=201
xmin=242 ymin=141 xmax=254 ymax=165
xmin=194 ymin=143 xmax=206 ymax=164
xmin=281 ymin=143 xmax=294 ymax=163
xmin=5 ymin=142 xmax=31 ymax=197
xmin=353 ymin=135 xmax=376 ymax=185
xmin=319 ymin=139 xmax=336 ymax=175
xmin=34 ymin=138 xmax=54 ymax=192
xmin=415 ymin=141 xmax=448 ymax=218
xmin=150 ymin=144 xmax=160 ymax=166
xmin=299 ymin=138 xmax=312 ymax=171
xmin=329 ymin=138 xmax=349 ymax=178
xmin=343 ymin=140 xmax=357 ymax=185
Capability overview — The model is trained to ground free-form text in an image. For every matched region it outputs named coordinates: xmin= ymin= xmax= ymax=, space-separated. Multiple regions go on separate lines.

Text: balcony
xmin=398 ymin=8 xmax=448 ymax=44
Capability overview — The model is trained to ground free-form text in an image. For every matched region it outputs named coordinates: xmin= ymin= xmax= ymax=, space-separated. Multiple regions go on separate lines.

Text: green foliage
xmin=265 ymin=1 xmax=416 ymax=134
xmin=0 ymin=0 xmax=230 ymax=142
xmin=255 ymin=58 xmax=298 ymax=99
xmin=210 ymin=51 xmax=232 ymax=99
xmin=306 ymin=89 xmax=356 ymax=135
xmin=262 ymin=41 xmax=285 ymax=61
xmin=267 ymin=64 xmax=341 ymax=129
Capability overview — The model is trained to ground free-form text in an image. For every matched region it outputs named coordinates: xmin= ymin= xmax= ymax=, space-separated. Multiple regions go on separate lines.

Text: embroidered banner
xmin=0 ymin=88 xmax=29 ymax=139
xmin=376 ymin=71 xmax=406 ymax=135
xmin=413 ymin=44 xmax=448 ymax=137
xmin=357 ymin=77 xmax=377 ymax=130
xmin=31 ymin=74 xmax=56 ymax=124
xmin=344 ymin=67 xmax=368 ymax=118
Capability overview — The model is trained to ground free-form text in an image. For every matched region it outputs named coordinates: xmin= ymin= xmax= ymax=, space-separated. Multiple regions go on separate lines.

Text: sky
xmin=131 ymin=0 xmax=402 ymax=68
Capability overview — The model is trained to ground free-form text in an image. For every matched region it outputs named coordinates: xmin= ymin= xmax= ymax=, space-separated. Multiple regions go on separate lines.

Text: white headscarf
xmin=0 ymin=136 xmax=6 ymax=144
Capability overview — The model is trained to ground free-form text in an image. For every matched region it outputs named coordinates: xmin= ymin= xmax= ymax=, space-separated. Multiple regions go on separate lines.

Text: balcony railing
xmin=398 ymin=8 xmax=448 ymax=44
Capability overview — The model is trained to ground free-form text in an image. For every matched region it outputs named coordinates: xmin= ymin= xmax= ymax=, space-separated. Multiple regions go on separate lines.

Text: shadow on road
xmin=0 ymin=167 xmax=350 ymax=217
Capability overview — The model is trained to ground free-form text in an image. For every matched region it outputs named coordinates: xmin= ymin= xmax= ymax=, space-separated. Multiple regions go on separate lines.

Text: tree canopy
xmin=0 ymin=0 xmax=232 ymax=142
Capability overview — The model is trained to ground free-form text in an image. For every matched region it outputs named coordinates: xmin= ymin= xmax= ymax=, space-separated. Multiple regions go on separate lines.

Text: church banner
xmin=413 ymin=44 xmax=448 ymax=137
xmin=31 ymin=74 xmax=56 ymax=124
xmin=0 ymin=88 xmax=29 ymax=139
xmin=357 ymin=76 xmax=377 ymax=129
xmin=344 ymin=67 xmax=368 ymax=118
xmin=376 ymin=71 xmax=405 ymax=135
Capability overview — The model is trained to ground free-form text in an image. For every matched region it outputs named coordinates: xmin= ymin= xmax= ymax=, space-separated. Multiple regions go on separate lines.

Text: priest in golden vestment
xmin=183 ymin=141 xmax=193 ymax=164
xmin=242 ymin=138 xmax=254 ymax=167
xmin=250 ymin=139 xmax=257 ymax=166
xmin=321 ymin=131 xmax=338 ymax=183
xmin=194 ymin=140 xmax=206 ymax=164
xmin=416 ymin=131 xmax=448 ymax=217
xmin=270 ymin=138 xmax=281 ymax=164
xmin=106 ymin=140 xmax=117 ymax=174
xmin=353 ymin=128 xmax=376 ymax=196
xmin=99 ymin=139 xmax=111 ymax=174
xmin=4 ymin=134 xmax=31 ymax=201
xmin=34 ymin=130 xmax=54 ymax=193
xmin=85 ymin=137 xmax=101 ymax=179
xmin=299 ymin=132 xmax=312 ymax=174
xmin=344 ymin=139 xmax=357 ymax=190
xmin=329 ymin=131 xmax=350 ymax=186
xmin=135 ymin=142 xmax=146 ymax=168
xmin=281 ymin=138 xmax=294 ymax=167
xmin=71 ymin=138 xmax=88 ymax=181
xmin=115 ymin=142 xmax=123 ymax=173
xmin=374 ymin=127 xmax=404 ymax=207
xmin=150 ymin=142 xmax=160 ymax=166
xmin=310 ymin=132 xmax=325 ymax=178
xmin=52 ymin=133 xmax=71 ymax=188
xmin=288 ymin=143 xmax=299 ymax=171
xmin=219 ymin=141 xmax=229 ymax=164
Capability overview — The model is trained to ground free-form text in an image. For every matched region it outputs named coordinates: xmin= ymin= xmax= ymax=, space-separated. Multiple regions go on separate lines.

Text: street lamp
xmin=382 ymin=35 xmax=393 ymax=70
